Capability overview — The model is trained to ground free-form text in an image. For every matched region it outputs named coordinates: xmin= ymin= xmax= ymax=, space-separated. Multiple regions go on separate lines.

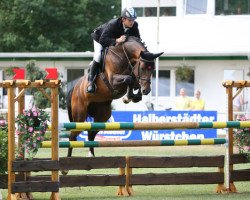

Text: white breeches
xmin=93 ymin=40 xmax=103 ymax=63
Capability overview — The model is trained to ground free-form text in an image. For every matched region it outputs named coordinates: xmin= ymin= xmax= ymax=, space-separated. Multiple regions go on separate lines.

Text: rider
xmin=86 ymin=7 xmax=141 ymax=93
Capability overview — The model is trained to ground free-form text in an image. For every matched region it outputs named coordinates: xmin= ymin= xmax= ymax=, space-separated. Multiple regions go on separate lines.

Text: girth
xmin=99 ymin=72 xmax=115 ymax=95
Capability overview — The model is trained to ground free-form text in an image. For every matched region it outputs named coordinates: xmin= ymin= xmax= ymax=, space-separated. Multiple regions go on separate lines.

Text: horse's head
xmin=119 ymin=36 xmax=163 ymax=95
xmin=133 ymin=51 xmax=163 ymax=95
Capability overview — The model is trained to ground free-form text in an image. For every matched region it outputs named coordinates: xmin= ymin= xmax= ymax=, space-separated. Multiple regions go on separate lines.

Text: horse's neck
xmin=101 ymin=43 xmax=142 ymax=96
xmin=120 ymin=41 xmax=142 ymax=59
xmin=106 ymin=46 xmax=134 ymax=73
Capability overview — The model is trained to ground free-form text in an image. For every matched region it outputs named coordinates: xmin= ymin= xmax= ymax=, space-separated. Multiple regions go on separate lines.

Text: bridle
xmin=137 ymin=58 xmax=155 ymax=84
xmin=122 ymin=44 xmax=154 ymax=84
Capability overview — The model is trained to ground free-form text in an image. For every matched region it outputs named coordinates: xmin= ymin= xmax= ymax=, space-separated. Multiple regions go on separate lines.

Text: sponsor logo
xmin=77 ymin=111 xmax=217 ymax=141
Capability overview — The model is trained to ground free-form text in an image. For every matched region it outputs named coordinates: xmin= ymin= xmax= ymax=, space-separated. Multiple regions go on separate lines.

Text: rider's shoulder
xmin=132 ymin=21 xmax=139 ymax=28
xmin=107 ymin=18 xmax=120 ymax=26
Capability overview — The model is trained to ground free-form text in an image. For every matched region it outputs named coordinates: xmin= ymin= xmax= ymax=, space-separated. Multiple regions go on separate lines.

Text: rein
xmin=122 ymin=44 xmax=134 ymax=71
xmin=122 ymin=44 xmax=152 ymax=84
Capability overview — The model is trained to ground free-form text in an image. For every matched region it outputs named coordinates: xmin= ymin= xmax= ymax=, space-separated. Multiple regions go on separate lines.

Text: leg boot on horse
xmin=86 ymin=60 xmax=99 ymax=93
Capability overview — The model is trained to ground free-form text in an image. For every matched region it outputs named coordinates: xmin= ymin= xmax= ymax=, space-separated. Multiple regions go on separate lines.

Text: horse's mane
xmin=126 ymin=36 xmax=141 ymax=43
xmin=109 ymin=36 xmax=147 ymax=57
xmin=126 ymin=36 xmax=147 ymax=50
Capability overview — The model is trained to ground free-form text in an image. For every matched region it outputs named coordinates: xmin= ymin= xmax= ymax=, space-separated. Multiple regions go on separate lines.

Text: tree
xmin=0 ymin=0 xmax=121 ymax=52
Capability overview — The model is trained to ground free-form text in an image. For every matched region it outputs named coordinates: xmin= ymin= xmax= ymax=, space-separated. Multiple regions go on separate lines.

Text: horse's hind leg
xmin=87 ymin=101 xmax=112 ymax=157
xmin=88 ymin=131 xmax=98 ymax=157
xmin=67 ymin=132 xmax=79 ymax=157
xmin=61 ymin=132 xmax=78 ymax=175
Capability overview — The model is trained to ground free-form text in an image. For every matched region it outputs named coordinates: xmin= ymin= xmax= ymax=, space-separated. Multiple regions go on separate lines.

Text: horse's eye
xmin=147 ymin=65 xmax=155 ymax=70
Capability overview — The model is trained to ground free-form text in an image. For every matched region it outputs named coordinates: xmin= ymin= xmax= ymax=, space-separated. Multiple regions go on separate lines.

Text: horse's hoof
xmin=87 ymin=151 xmax=94 ymax=157
xmin=61 ymin=170 xmax=69 ymax=175
xmin=132 ymin=98 xmax=141 ymax=103
xmin=122 ymin=97 xmax=132 ymax=104
xmin=132 ymin=95 xmax=142 ymax=103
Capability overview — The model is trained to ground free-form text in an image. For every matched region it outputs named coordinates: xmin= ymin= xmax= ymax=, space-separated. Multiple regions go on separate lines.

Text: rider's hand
xmin=116 ymin=35 xmax=126 ymax=43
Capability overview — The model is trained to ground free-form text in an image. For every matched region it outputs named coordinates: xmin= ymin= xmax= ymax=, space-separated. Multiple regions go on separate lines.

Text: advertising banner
xmin=77 ymin=111 xmax=217 ymax=141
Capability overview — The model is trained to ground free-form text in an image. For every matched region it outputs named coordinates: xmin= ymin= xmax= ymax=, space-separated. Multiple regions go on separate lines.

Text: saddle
xmin=95 ymin=47 xmax=117 ymax=95
xmin=100 ymin=48 xmax=108 ymax=72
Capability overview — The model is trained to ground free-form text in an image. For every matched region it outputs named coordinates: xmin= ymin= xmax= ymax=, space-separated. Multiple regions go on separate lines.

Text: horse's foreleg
xmin=61 ymin=132 xmax=78 ymax=175
xmin=113 ymin=74 xmax=133 ymax=86
xmin=122 ymin=85 xmax=135 ymax=104
xmin=132 ymin=88 xmax=142 ymax=103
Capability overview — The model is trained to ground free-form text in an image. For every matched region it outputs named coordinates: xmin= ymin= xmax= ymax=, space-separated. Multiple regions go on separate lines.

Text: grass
xmin=1 ymin=145 xmax=250 ymax=200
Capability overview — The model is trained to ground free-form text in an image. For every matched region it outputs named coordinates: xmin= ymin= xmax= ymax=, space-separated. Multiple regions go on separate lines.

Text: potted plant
xmin=175 ymin=64 xmax=194 ymax=83
xmin=0 ymin=120 xmax=8 ymax=198
xmin=233 ymin=115 xmax=250 ymax=157
xmin=16 ymin=106 xmax=50 ymax=160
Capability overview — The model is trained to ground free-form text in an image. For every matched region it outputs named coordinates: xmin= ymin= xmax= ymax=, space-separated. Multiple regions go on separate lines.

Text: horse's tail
xmin=66 ymin=87 xmax=74 ymax=122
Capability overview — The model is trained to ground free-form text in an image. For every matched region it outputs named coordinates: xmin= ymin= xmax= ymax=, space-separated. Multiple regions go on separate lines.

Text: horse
xmin=66 ymin=36 xmax=163 ymax=157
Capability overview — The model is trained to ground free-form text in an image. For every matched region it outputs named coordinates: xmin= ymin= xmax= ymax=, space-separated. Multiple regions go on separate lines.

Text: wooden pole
xmin=116 ymin=168 xmax=128 ymax=196
xmin=125 ymin=156 xmax=134 ymax=196
xmin=216 ymin=166 xmax=226 ymax=193
xmin=17 ymin=87 xmax=24 ymax=150
xmin=15 ymin=87 xmax=32 ymax=199
xmin=50 ymin=86 xmax=60 ymax=200
xmin=7 ymin=86 xmax=17 ymax=200
xmin=227 ymin=86 xmax=237 ymax=192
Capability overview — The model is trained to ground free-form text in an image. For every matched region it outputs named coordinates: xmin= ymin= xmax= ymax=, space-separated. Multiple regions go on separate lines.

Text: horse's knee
xmin=123 ymin=76 xmax=133 ymax=85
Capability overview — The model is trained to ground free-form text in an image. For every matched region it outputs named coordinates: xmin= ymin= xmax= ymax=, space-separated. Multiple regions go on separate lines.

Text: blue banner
xmin=77 ymin=111 xmax=217 ymax=141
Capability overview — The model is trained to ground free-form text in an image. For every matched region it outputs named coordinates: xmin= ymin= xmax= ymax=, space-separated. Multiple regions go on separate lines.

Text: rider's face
xmin=122 ymin=18 xmax=135 ymax=28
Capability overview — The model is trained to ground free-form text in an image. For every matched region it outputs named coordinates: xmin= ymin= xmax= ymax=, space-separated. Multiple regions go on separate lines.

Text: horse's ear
xmin=152 ymin=52 xmax=164 ymax=59
xmin=140 ymin=51 xmax=154 ymax=60
xmin=140 ymin=51 xmax=164 ymax=60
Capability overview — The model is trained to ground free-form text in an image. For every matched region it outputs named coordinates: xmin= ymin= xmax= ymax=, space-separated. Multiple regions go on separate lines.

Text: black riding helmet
xmin=121 ymin=7 xmax=137 ymax=20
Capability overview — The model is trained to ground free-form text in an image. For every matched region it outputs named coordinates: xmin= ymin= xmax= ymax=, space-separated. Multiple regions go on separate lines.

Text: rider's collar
xmin=123 ymin=24 xmax=129 ymax=33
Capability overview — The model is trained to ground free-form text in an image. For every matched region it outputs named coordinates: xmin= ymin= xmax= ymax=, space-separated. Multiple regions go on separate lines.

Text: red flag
xmin=13 ymin=68 xmax=25 ymax=80
xmin=45 ymin=68 xmax=58 ymax=79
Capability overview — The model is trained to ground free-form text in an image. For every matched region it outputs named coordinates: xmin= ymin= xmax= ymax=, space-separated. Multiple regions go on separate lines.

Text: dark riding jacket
xmin=91 ymin=17 xmax=141 ymax=48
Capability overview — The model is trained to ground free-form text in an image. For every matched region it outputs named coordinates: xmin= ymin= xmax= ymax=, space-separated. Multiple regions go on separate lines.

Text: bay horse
xmin=67 ymin=36 xmax=163 ymax=157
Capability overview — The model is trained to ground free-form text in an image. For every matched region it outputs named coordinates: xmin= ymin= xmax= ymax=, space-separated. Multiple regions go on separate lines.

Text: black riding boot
xmin=86 ymin=61 xmax=99 ymax=93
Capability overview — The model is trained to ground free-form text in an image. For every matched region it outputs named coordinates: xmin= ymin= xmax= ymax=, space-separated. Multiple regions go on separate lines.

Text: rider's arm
xmin=116 ymin=35 xmax=126 ymax=43
xmin=128 ymin=22 xmax=141 ymax=39
xmin=99 ymin=20 xmax=118 ymax=47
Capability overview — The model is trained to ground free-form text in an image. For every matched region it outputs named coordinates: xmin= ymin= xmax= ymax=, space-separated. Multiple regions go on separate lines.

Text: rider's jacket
xmin=91 ymin=17 xmax=141 ymax=48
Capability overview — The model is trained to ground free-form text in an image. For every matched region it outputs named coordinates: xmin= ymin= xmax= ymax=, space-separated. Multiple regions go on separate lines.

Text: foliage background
xmin=0 ymin=123 xmax=8 ymax=174
xmin=0 ymin=0 xmax=121 ymax=52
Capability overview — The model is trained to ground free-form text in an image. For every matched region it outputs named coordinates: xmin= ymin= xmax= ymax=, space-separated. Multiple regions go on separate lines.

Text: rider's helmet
xmin=121 ymin=7 xmax=137 ymax=20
